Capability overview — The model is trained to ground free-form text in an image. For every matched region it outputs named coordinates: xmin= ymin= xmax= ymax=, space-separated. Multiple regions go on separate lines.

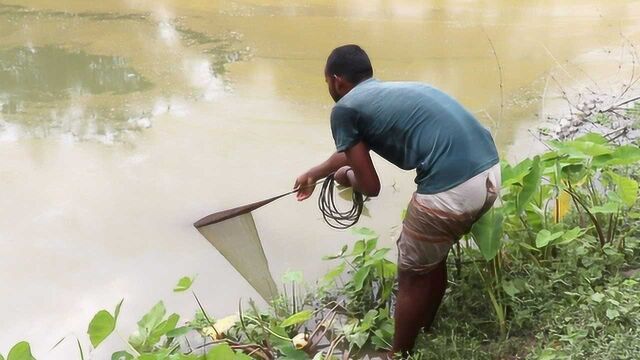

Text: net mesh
xmin=196 ymin=212 xmax=278 ymax=301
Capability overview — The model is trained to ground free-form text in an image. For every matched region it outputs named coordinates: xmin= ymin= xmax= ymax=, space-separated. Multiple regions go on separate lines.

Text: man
xmin=294 ymin=44 xmax=500 ymax=355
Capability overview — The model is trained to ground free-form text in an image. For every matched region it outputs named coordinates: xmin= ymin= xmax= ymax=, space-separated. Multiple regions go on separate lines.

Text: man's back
xmin=330 ymin=79 xmax=499 ymax=194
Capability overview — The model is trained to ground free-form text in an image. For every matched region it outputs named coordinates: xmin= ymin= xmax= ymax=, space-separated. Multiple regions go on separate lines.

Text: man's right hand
xmin=294 ymin=171 xmax=317 ymax=201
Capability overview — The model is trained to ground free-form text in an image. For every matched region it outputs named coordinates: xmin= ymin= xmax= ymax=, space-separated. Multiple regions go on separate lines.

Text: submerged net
xmin=195 ymin=212 xmax=279 ymax=301
xmin=193 ymin=176 xmax=364 ymax=301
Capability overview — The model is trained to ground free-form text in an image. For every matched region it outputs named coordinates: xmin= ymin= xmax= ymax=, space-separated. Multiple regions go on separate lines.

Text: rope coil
xmin=317 ymin=173 xmax=365 ymax=229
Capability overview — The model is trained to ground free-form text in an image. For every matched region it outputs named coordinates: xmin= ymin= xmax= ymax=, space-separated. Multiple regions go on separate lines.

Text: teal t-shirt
xmin=330 ymin=78 xmax=499 ymax=194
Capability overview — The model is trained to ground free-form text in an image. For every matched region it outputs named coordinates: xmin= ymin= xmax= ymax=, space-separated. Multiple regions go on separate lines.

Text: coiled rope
xmin=317 ymin=173 xmax=365 ymax=229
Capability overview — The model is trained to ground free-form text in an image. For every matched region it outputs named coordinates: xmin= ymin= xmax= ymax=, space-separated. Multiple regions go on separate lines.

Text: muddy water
xmin=1 ymin=0 xmax=640 ymax=357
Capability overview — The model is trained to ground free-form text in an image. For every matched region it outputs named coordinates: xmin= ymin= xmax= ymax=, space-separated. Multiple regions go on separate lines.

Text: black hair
xmin=325 ymin=44 xmax=373 ymax=84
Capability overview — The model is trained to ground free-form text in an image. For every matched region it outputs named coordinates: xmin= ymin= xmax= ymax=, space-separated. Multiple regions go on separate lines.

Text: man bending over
xmin=294 ymin=44 xmax=500 ymax=355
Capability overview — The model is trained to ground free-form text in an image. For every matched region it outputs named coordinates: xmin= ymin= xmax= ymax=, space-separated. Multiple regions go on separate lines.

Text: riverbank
xmin=5 ymin=110 xmax=639 ymax=359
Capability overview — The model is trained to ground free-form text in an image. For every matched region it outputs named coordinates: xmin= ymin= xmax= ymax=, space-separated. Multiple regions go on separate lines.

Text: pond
xmin=1 ymin=0 xmax=639 ymax=357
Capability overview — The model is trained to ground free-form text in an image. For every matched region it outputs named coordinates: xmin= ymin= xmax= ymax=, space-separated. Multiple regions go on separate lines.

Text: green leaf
xmin=591 ymin=202 xmax=620 ymax=214
xmin=166 ymin=326 xmax=192 ymax=338
xmin=502 ymin=281 xmax=520 ymax=297
xmin=606 ymin=308 xmax=620 ymax=320
xmin=87 ymin=310 xmax=116 ymax=347
xmin=138 ymin=301 xmax=167 ymax=334
xmin=364 ymin=238 xmax=378 ymax=255
xmin=348 ymin=331 xmax=369 ymax=349
xmin=350 ymin=240 xmax=366 ymax=256
xmin=471 ymin=208 xmax=504 ymax=261
xmin=501 ymin=158 xmax=532 ymax=187
xmin=280 ymin=310 xmax=312 ymax=328
xmin=148 ymin=313 xmax=180 ymax=345
xmin=352 ymin=266 xmax=371 ymax=291
xmin=322 ymin=262 xmax=345 ymax=284
xmin=535 ymin=230 xmax=563 ymax=248
xmin=173 ymin=276 xmax=195 ymax=292
xmin=351 ymin=227 xmax=378 ymax=240
xmin=553 ymin=227 xmax=586 ymax=246
xmin=7 ymin=342 xmax=35 ymax=360
xmin=556 ymin=139 xmax=613 ymax=158
xmin=594 ymin=145 xmax=640 ymax=166
xmin=277 ymin=343 xmax=309 ymax=360
xmin=365 ymin=248 xmax=390 ymax=265
xmin=206 ymin=344 xmax=235 ymax=360
xmin=574 ymin=132 xmax=608 ymax=144
xmin=608 ymin=172 xmax=638 ymax=207
xmin=111 ymin=351 xmax=134 ymax=360
xmin=360 ymin=310 xmax=378 ymax=331
xmin=590 ymin=293 xmax=605 ymax=303
xmin=517 ymin=156 xmax=541 ymax=213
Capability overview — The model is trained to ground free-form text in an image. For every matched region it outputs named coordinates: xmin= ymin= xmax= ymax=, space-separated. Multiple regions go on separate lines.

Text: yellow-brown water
xmin=1 ymin=1 xmax=640 ymax=357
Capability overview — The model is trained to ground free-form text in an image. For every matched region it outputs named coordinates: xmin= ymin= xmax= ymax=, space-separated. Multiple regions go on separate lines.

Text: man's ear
xmin=334 ymin=75 xmax=349 ymax=93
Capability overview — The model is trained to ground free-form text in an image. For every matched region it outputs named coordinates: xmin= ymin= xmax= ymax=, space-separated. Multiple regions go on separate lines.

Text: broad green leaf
xmin=608 ymin=172 xmax=638 ymax=207
xmin=364 ymin=238 xmax=377 ymax=255
xmin=111 ymin=351 xmax=134 ymax=360
xmin=594 ymin=145 xmax=640 ymax=166
xmin=502 ymin=281 xmax=520 ymax=297
xmin=535 ymin=230 xmax=563 ymax=248
xmin=365 ymin=248 xmax=390 ymax=265
xmin=166 ymin=326 xmax=192 ymax=338
xmin=350 ymin=240 xmax=366 ymax=256
xmin=501 ymin=158 xmax=532 ymax=187
xmin=7 ymin=342 xmax=35 ymax=360
xmin=471 ymin=208 xmax=504 ymax=261
xmin=590 ymin=293 xmax=605 ymax=303
xmin=322 ymin=262 xmax=345 ymax=284
xmin=556 ymin=139 xmax=613 ymax=158
xmin=590 ymin=202 xmax=619 ymax=214
xmin=574 ymin=132 xmax=608 ymax=144
xmin=351 ymin=227 xmax=378 ymax=240
xmin=517 ymin=156 xmax=541 ymax=213
xmin=277 ymin=343 xmax=309 ymax=360
xmin=352 ymin=266 xmax=371 ymax=291
xmin=360 ymin=309 xmax=378 ymax=330
xmin=87 ymin=310 xmax=116 ymax=347
xmin=173 ymin=276 xmax=195 ymax=292
xmin=553 ymin=227 xmax=586 ymax=246
xmin=606 ymin=308 xmax=620 ymax=320
xmin=206 ymin=344 xmax=235 ymax=360
xmin=280 ymin=310 xmax=312 ymax=328
xmin=148 ymin=313 xmax=180 ymax=345
xmin=138 ymin=301 xmax=167 ymax=335
xmin=349 ymin=331 xmax=369 ymax=349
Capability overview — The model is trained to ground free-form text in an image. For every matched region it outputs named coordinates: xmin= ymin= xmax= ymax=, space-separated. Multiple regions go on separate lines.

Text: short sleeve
xmin=330 ymin=105 xmax=360 ymax=152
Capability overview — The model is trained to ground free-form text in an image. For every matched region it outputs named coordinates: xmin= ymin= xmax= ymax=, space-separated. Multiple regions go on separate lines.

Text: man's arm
xmin=294 ymin=152 xmax=348 ymax=201
xmin=335 ymin=141 xmax=380 ymax=197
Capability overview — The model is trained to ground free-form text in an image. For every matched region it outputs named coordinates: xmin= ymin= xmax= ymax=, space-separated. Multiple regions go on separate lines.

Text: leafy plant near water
xmin=5 ymin=133 xmax=640 ymax=359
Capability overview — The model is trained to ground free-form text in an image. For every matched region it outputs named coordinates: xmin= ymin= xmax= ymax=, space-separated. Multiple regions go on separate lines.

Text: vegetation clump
xmin=3 ymin=124 xmax=640 ymax=359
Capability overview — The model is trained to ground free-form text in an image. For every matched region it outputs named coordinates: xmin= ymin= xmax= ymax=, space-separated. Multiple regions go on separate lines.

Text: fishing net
xmin=195 ymin=211 xmax=279 ymax=301
xmin=194 ymin=176 xmax=364 ymax=301
xmin=194 ymin=193 xmax=290 ymax=301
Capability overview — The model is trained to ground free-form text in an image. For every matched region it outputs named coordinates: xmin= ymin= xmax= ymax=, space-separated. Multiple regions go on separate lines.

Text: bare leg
xmin=392 ymin=259 xmax=448 ymax=357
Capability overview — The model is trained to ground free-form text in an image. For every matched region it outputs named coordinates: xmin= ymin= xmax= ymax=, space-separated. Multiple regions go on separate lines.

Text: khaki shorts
xmin=397 ymin=163 xmax=501 ymax=274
